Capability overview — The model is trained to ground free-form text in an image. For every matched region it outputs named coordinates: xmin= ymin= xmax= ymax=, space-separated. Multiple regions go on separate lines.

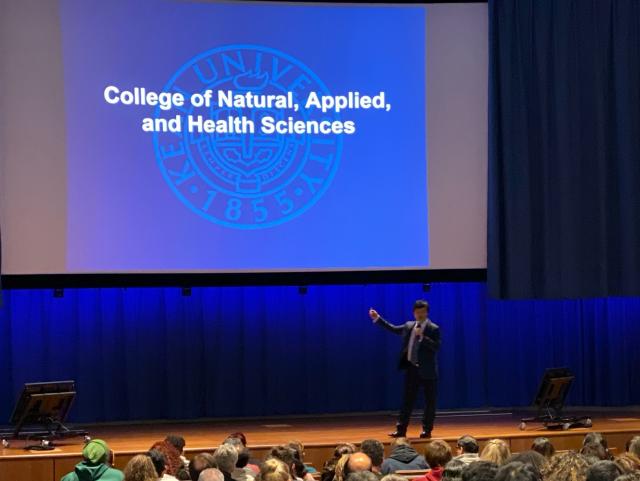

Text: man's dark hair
xmin=189 ymin=453 xmax=217 ymax=481
xmin=413 ymin=300 xmax=429 ymax=311
xmin=586 ymin=461 xmax=623 ymax=481
xmin=424 ymin=440 xmax=452 ymax=469
xmin=270 ymin=444 xmax=299 ymax=465
xmin=360 ymin=440 xmax=384 ymax=467
xmin=443 ymin=458 xmax=466 ymax=481
xmin=457 ymin=435 xmax=479 ymax=454
xmin=346 ymin=472 xmax=378 ymax=481
xmin=531 ymin=437 xmax=555 ymax=458
xmin=582 ymin=442 xmax=608 ymax=461
xmin=506 ymin=451 xmax=546 ymax=476
xmin=165 ymin=435 xmax=186 ymax=454
xmin=147 ymin=449 xmax=167 ymax=477
xmin=236 ymin=447 xmax=251 ymax=468
xmin=495 ymin=462 xmax=541 ymax=481
xmin=462 ymin=461 xmax=498 ymax=481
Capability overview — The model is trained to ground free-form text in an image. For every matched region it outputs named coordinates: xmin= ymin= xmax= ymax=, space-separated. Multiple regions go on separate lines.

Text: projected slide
xmin=58 ymin=0 xmax=428 ymax=272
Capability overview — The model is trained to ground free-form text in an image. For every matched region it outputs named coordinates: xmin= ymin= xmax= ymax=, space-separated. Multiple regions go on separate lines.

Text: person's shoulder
xmin=60 ymin=473 xmax=78 ymax=481
xmin=427 ymin=320 xmax=439 ymax=330
xmin=106 ymin=467 xmax=125 ymax=481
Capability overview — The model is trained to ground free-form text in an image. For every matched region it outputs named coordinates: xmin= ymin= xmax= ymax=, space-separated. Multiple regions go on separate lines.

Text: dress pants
xmin=397 ymin=364 xmax=437 ymax=432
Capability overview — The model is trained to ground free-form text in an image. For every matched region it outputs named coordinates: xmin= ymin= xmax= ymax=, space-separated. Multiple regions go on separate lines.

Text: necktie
xmin=408 ymin=322 xmax=423 ymax=365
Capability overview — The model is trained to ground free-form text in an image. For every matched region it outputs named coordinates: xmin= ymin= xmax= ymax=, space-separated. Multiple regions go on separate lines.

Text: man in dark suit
xmin=369 ymin=299 xmax=441 ymax=439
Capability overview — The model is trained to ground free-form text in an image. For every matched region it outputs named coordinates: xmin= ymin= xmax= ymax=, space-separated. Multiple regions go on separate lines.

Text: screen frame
xmin=0 ymin=0 xmax=488 ymax=289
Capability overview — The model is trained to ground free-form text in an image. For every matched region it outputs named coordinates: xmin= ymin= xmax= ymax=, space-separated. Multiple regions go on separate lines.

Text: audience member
xmin=531 ymin=438 xmax=555 ymax=459
xmin=60 ymin=439 xmax=124 ymax=481
xmin=454 ymin=436 xmax=479 ymax=465
xmin=361 ymin=439 xmax=385 ymax=475
xmin=381 ymin=438 xmax=429 ymax=474
xmin=480 ymin=440 xmax=510 ymax=466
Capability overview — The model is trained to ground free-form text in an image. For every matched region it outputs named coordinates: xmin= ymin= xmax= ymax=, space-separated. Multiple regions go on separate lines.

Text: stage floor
xmin=1 ymin=409 xmax=640 ymax=481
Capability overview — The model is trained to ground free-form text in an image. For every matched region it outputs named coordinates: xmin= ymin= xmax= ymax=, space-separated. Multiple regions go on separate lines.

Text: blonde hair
xmin=480 ymin=439 xmax=511 ymax=466
xmin=123 ymin=454 xmax=157 ymax=481
xmin=333 ymin=454 xmax=350 ymax=481
xmin=259 ymin=458 xmax=292 ymax=481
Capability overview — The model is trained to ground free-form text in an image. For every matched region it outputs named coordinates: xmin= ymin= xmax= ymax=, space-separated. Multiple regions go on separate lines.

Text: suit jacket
xmin=375 ymin=316 xmax=441 ymax=379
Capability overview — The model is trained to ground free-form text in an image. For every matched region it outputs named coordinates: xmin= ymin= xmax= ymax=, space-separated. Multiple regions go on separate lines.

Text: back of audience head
xmin=288 ymin=440 xmax=306 ymax=460
xmin=582 ymin=442 xmax=609 ymax=461
xmin=480 ymin=439 xmax=511 ymax=466
xmin=442 ymin=458 xmax=466 ymax=481
xmin=381 ymin=475 xmax=409 ymax=481
xmin=200 ymin=468 xmax=225 ymax=481
xmin=541 ymin=451 xmax=592 ymax=481
xmin=507 ymin=451 xmax=547 ymax=476
xmin=424 ymin=440 xmax=453 ymax=469
xmin=584 ymin=433 xmax=611 ymax=459
xmin=615 ymin=474 xmax=640 ymax=481
xmin=236 ymin=447 xmax=251 ymax=469
xmin=457 ymin=435 xmax=479 ymax=455
xmin=285 ymin=441 xmax=308 ymax=478
xmin=82 ymin=439 xmax=111 ymax=466
xmin=531 ymin=438 xmax=555 ymax=459
xmin=584 ymin=433 xmax=608 ymax=449
xmin=269 ymin=444 xmax=301 ymax=477
xmin=360 ymin=439 xmax=384 ymax=471
xmin=333 ymin=454 xmax=352 ymax=481
xmin=149 ymin=440 xmax=183 ymax=476
xmin=215 ymin=443 xmax=239 ymax=474
xmin=165 ymin=434 xmax=186 ymax=455
xmin=347 ymin=452 xmax=372 ymax=474
xmin=190 ymin=453 xmax=217 ymax=481
xmin=335 ymin=443 xmax=358 ymax=458
xmin=628 ymin=436 xmax=640 ymax=459
xmin=177 ymin=468 xmax=191 ymax=480
xmin=586 ymin=461 xmax=622 ymax=481
xmin=495 ymin=461 xmax=541 ymax=481
xmin=390 ymin=437 xmax=411 ymax=450
xmin=147 ymin=449 xmax=168 ymax=477
xmin=124 ymin=454 xmax=157 ymax=481
xmin=260 ymin=457 xmax=293 ymax=481
xmin=615 ymin=453 xmax=640 ymax=474
xmin=224 ymin=436 xmax=245 ymax=449
xmin=228 ymin=432 xmax=248 ymax=447
xmin=461 ymin=460 xmax=498 ymax=481
xmin=345 ymin=471 xmax=378 ymax=481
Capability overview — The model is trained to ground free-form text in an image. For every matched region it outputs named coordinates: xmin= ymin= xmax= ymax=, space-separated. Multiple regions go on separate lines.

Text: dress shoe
xmin=388 ymin=430 xmax=407 ymax=438
xmin=419 ymin=431 xmax=432 ymax=439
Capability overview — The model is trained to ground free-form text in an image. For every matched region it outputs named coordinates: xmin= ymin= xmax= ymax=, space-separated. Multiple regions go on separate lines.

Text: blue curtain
xmin=488 ymin=0 xmax=640 ymax=299
xmin=1 ymin=282 xmax=639 ymax=424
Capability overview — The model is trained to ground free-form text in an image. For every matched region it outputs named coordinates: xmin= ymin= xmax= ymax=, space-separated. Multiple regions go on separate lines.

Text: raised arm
xmin=369 ymin=308 xmax=404 ymax=335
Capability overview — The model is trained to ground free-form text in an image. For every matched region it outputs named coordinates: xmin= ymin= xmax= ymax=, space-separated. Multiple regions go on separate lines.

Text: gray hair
xmin=199 ymin=468 xmax=225 ymax=481
xmin=213 ymin=444 xmax=239 ymax=473
xmin=629 ymin=436 xmax=640 ymax=458
xmin=381 ymin=475 xmax=409 ymax=481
